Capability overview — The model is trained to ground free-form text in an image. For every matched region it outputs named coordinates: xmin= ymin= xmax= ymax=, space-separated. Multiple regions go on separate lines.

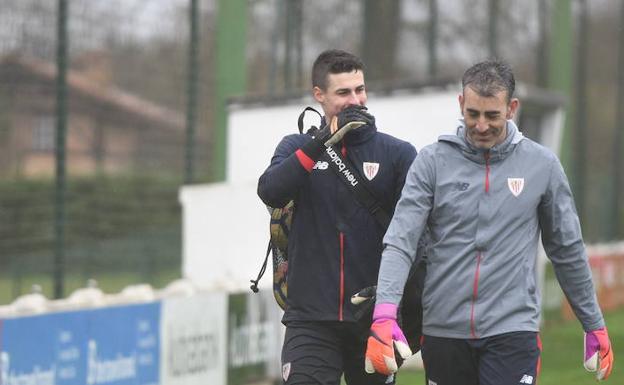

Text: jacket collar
xmin=438 ymin=119 xmax=524 ymax=164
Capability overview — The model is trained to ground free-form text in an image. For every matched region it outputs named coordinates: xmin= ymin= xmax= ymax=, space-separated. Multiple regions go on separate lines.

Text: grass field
xmin=0 ymin=269 xmax=181 ymax=304
xmin=395 ymin=307 xmax=624 ymax=384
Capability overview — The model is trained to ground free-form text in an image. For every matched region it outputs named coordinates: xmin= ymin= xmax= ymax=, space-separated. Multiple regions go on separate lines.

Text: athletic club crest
xmin=282 ymin=362 xmax=291 ymax=381
xmin=507 ymin=178 xmax=525 ymax=197
xmin=363 ymin=162 xmax=380 ymax=180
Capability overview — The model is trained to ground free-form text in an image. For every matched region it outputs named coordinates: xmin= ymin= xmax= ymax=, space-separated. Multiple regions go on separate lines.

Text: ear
xmin=507 ymin=98 xmax=520 ymax=120
xmin=313 ymin=86 xmax=324 ymax=104
xmin=458 ymin=93 xmax=464 ymax=116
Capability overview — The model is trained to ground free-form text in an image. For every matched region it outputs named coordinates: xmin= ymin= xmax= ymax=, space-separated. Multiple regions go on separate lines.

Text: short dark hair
xmin=462 ymin=59 xmax=515 ymax=101
xmin=311 ymin=49 xmax=365 ymax=90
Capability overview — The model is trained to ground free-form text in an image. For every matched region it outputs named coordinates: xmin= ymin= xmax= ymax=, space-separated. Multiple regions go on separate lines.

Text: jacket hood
xmin=438 ymin=119 xmax=524 ymax=164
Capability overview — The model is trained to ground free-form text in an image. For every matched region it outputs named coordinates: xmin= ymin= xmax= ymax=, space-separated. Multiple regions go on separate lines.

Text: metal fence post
xmin=428 ymin=0 xmax=438 ymax=78
xmin=548 ymin=0 xmax=573 ymax=173
xmin=185 ymin=0 xmax=200 ymax=184
xmin=574 ymin=0 xmax=588 ymax=223
xmin=536 ymin=0 xmax=549 ymax=87
xmin=54 ymin=0 xmax=69 ymax=299
xmin=488 ymin=0 xmax=499 ymax=57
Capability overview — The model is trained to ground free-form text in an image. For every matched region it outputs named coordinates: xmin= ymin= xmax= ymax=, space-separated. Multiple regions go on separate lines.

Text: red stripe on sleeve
xmin=536 ymin=334 xmax=543 ymax=382
xmin=295 ymin=149 xmax=315 ymax=172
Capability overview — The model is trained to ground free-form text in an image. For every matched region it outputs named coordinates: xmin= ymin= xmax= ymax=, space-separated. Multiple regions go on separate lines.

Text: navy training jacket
xmin=258 ymin=121 xmax=416 ymax=323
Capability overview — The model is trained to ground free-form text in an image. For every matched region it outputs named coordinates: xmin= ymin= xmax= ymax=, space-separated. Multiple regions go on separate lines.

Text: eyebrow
xmin=466 ymin=108 xmax=500 ymax=115
xmin=335 ymin=84 xmax=365 ymax=93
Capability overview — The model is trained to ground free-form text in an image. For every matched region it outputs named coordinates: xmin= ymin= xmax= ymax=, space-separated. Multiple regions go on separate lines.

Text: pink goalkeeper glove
xmin=584 ymin=327 xmax=614 ymax=380
xmin=365 ymin=303 xmax=412 ymax=375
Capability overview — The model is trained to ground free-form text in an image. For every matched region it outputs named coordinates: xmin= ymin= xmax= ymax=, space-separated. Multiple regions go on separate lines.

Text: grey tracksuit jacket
xmin=377 ymin=120 xmax=604 ymax=339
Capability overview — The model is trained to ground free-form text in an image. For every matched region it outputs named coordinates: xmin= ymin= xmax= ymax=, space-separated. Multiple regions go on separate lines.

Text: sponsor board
xmin=160 ymin=292 xmax=227 ymax=385
xmin=227 ymin=290 xmax=284 ymax=385
xmin=0 ymin=303 xmax=160 ymax=385
xmin=86 ymin=304 xmax=160 ymax=385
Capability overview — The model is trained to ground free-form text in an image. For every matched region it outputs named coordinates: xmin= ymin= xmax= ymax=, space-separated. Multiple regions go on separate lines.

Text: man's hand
xmin=584 ymin=327 xmax=614 ymax=380
xmin=297 ymin=105 xmax=372 ymax=164
xmin=365 ymin=303 xmax=412 ymax=376
xmin=326 ymin=105 xmax=374 ymax=146
xmin=296 ymin=105 xmax=374 ymax=169
xmin=350 ymin=286 xmax=376 ymax=322
xmin=351 ymin=285 xmax=376 ymax=305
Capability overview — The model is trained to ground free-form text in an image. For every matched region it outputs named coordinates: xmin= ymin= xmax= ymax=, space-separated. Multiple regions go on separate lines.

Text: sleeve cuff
xmin=373 ymin=303 xmax=399 ymax=320
xmin=295 ymin=149 xmax=315 ymax=172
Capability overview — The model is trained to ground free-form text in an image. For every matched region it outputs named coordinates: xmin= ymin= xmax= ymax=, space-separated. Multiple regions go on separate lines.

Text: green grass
xmin=0 ymin=269 xmax=181 ymax=304
xmin=396 ymin=308 xmax=624 ymax=384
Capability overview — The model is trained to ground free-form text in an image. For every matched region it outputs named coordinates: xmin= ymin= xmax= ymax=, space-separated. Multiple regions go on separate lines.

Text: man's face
xmin=459 ymin=86 xmax=519 ymax=149
xmin=313 ymin=70 xmax=367 ymax=122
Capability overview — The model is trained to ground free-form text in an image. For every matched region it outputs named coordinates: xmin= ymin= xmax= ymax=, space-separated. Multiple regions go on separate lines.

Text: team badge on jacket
xmin=507 ymin=177 xmax=525 ymax=197
xmin=363 ymin=162 xmax=380 ymax=180
xmin=282 ymin=362 xmax=291 ymax=381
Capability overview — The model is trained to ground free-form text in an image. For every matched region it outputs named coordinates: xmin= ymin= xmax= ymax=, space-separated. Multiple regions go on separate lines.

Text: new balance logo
xmin=519 ymin=374 xmax=533 ymax=384
xmin=313 ymin=161 xmax=328 ymax=170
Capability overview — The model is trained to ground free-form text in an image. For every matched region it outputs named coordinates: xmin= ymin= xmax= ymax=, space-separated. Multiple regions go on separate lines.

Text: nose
xmin=475 ymin=118 xmax=488 ymax=133
xmin=346 ymin=91 xmax=359 ymax=105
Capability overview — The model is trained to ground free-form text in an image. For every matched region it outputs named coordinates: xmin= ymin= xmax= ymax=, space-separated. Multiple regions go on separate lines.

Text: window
xmin=32 ymin=116 xmax=55 ymax=151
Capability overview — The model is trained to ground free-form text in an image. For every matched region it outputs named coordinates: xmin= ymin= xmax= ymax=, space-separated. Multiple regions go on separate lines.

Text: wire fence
xmin=0 ymin=0 xmax=214 ymax=301
xmin=0 ymin=0 xmax=622 ymax=303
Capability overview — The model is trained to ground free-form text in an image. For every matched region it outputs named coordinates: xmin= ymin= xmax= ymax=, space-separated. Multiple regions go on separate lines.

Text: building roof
xmin=0 ymin=54 xmax=184 ymax=130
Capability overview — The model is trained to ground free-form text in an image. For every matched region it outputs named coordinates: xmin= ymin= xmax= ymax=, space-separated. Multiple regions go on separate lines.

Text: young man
xmin=365 ymin=59 xmax=614 ymax=384
xmin=258 ymin=49 xmax=417 ymax=385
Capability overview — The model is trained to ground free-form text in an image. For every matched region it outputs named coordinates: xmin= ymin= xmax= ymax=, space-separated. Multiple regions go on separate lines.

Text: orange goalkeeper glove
xmin=584 ymin=327 xmax=614 ymax=380
xmin=365 ymin=303 xmax=412 ymax=375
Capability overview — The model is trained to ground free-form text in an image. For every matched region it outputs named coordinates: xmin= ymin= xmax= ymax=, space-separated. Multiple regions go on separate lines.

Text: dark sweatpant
xmin=281 ymin=320 xmax=395 ymax=385
xmin=421 ymin=331 xmax=542 ymax=385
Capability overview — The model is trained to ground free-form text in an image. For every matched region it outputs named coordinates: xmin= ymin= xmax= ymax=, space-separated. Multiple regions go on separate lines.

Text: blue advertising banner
xmin=0 ymin=302 xmax=160 ymax=385
xmin=1 ymin=310 xmax=86 ymax=385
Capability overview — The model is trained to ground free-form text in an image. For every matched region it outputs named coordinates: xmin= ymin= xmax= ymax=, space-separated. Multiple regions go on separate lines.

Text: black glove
xmin=336 ymin=105 xmax=374 ymax=130
xmin=351 ymin=285 xmax=377 ymax=322
xmin=351 ymin=285 xmax=377 ymax=305
xmin=300 ymin=105 xmax=374 ymax=161
xmin=326 ymin=105 xmax=374 ymax=147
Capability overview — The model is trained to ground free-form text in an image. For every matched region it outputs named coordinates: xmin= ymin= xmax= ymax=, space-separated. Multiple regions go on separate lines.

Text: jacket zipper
xmin=470 ymin=152 xmax=490 ymax=337
xmin=339 ymin=232 xmax=345 ymax=321
xmin=484 ymin=151 xmax=490 ymax=193
xmin=470 ymin=252 xmax=482 ymax=338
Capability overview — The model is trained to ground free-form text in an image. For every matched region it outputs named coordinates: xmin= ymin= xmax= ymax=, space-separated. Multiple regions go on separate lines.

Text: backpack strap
xmin=297 ymin=106 xmax=323 ymax=134
xmin=250 ymin=241 xmax=271 ymax=293
xmin=323 ymin=146 xmax=391 ymax=228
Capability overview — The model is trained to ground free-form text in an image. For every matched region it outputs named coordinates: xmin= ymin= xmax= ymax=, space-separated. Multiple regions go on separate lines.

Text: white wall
xmin=227 ymin=88 xmax=460 ymax=184
xmin=179 ymin=182 xmax=269 ymax=291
